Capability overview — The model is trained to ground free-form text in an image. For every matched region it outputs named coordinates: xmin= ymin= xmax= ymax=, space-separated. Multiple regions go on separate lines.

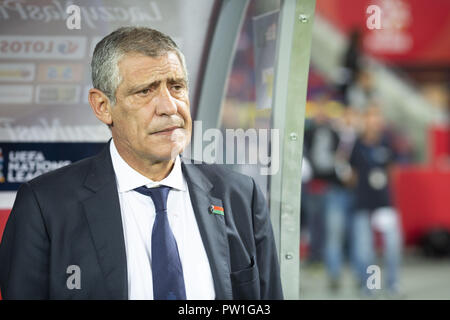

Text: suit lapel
xmin=181 ymin=160 xmax=232 ymax=299
xmin=82 ymin=144 xmax=128 ymax=300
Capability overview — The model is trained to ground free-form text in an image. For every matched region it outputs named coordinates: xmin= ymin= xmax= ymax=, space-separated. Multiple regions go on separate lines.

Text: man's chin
xmin=142 ymin=133 xmax=190 ymax=161
xmin=147 ymin=145 xmax=185 ymax=163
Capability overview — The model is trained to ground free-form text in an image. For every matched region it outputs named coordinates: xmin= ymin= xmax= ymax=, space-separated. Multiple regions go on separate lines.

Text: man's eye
xmin=172 ymin=85 xmax=183 ymax=91
xmin=137 ymin=88 xmax=150 ymax=96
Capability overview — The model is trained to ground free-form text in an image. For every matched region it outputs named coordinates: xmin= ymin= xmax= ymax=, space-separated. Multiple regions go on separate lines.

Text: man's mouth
xmin=151 ymin=126 xmax=181 ymax=135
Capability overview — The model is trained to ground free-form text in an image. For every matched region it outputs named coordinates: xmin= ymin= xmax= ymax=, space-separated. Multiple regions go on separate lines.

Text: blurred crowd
xmin=301 ymin=99 xmax=406 ymax=297
xmin=300 ymin=31 xmax=422 ymax=298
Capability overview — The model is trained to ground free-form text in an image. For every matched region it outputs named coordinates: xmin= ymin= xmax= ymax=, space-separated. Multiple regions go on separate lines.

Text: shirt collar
xmin=109 ymin=139 xmax=186 ymax=193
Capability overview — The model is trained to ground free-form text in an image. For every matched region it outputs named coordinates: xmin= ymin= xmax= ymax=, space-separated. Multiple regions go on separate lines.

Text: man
xmin=303 ymin=98 xmax=355 ymax=292
xmin=0 ymin=27 xmax=283 ymax=300
xmin=349 ymin=105 xmax=402 ymax=297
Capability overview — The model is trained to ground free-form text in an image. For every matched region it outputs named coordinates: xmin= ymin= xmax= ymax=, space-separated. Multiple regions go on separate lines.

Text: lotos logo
xmin=57 ymin=41 xmax=79 ymax=54
xmin=0 ymin=36 xmax=86 ymax=60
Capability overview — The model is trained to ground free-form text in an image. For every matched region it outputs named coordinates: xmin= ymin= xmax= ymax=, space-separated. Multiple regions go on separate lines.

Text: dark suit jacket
xmin=0 ymin=143 xmax=283 ymax=300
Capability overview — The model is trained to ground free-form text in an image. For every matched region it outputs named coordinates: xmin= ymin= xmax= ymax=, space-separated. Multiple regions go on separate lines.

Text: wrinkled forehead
xmin=118 ymin=51 xmax=186 ymax=85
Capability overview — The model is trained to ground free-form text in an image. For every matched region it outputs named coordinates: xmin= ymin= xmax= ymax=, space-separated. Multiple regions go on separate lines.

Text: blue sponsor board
xmin=0 ymin=142 xmax=106 ymax=191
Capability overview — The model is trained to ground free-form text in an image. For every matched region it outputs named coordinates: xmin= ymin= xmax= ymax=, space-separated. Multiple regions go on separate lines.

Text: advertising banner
xmin=0 ymin=142 xmax=106 ymax=191
xmin=0 ymin=0 xmax=215 ymax=195
xmin=316 ymin=0 xmax=450 ymax=65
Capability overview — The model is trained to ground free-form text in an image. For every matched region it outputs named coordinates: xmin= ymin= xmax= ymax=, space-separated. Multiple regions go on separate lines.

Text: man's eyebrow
xmin=126 ymin=77 xmax=187 ymax=95
xmin=167 ymin=77 xmax=187 ymax=84
xmin=126 ymin=81 xmax=160 ymax=94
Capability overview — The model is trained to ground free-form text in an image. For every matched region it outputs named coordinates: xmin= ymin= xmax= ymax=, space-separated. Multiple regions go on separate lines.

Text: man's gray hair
xmin=91 ymin=26 xmax=188 ymax=105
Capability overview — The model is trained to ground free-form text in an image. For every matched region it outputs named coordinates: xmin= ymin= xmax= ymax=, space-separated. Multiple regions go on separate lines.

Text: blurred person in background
xmin=346 ymin=69 xmax=380 ymax=112
xmin=420 ymin=82 xmax=450 ymax=126
xmin=303 ymin=96 xmax=356 ymax=291
xmin=302 ymin=99 xmax=333 ymax=266
xmin=349 ymin=105 xmax=402 ymax=297
xmin=338 ymin=29 xmax=363 ymax=105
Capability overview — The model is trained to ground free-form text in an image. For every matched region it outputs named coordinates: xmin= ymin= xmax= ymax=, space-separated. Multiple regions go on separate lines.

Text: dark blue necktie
xmin=134 ymin=185 xmax=186 ymax=300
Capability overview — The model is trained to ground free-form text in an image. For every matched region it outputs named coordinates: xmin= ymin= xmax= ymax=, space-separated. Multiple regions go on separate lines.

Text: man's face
xmin=364 ymin=106 xmax=384 ymax=135
xmin=110 ymin=52 xmax=192 ymax=163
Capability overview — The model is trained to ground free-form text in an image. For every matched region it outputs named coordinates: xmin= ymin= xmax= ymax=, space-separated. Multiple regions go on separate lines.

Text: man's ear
xmin=88 ymin=88 xmax=113 ymax=126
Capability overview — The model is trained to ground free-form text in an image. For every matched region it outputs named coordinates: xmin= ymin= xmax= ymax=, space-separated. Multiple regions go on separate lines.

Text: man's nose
xmin=154 ymin=85 xmax=177 ymax=116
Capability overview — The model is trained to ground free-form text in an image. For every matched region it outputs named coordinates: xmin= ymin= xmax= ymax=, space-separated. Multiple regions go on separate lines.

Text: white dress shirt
xmin=109 ymin=140 xmax=215 ymax=300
